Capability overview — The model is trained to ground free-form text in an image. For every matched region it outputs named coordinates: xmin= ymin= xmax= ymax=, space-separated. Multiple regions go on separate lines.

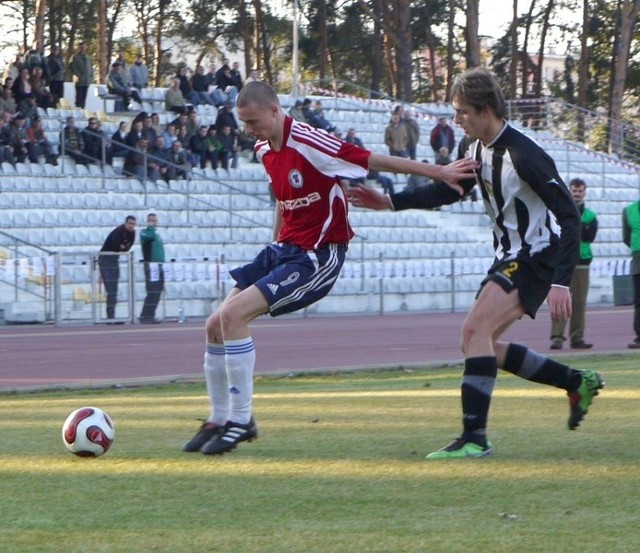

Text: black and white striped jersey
xmin=389 ymin=123 xmax=580 ymax=287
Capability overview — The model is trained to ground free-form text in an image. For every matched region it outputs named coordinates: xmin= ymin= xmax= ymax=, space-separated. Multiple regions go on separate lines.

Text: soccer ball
xmin=62 ymin=406 xmax=115 ymax=457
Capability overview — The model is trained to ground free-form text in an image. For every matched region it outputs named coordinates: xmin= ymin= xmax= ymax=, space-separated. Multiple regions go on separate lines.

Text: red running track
xmin=0 ymin=306 xmax=637 ymax=391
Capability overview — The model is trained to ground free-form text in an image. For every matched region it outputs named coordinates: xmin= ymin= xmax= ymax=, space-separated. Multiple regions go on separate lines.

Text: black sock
xmin=461 ymin=357 xmax=497 ymax=443
xmin=502 ymin=343 xmax=581 ymax=392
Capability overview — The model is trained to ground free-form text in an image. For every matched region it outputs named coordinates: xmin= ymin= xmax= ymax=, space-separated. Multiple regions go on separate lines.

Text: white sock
xmin=224 ymin=337 xmax=255 ymax=425
xmin=204 ymin=343 xmax=229 ymax=426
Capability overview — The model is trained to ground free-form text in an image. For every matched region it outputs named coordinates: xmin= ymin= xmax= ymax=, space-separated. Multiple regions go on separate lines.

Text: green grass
xmin=1 ymin=355 xmax=639 ymax=552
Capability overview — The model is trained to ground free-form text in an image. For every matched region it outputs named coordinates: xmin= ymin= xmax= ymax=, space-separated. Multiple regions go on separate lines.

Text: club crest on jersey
xmin=289 ymin=169 xmax=304 ymax=189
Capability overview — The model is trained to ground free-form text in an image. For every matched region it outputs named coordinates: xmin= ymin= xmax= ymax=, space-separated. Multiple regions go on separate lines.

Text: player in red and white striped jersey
xmin=182 ymin=81 xmax=477 ymax=455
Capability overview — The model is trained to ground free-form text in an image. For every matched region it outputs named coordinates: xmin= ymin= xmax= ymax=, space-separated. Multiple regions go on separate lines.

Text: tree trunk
xmin=509 ymin=0 xmax=519 ymax=98
xmin=423 ymin=1 xmax=438 ymax=102
xmin=96 ymin=0 xmax=108 ymax=83
xmin=576 ymin=0 xmax=589 ymax=142
xmin=521 ymin=0 xmax=536 ymax=96
xmin=237 ymin=0 xmax=254 ymax=74
xmin=153 ymin=0 xmax=166 ymax=87
xmin=609 ymin=0 xmax=640 ymax=157
xmin=445 ymin=0 xmax=455 ymax=100
xmin=33 ymin=0 xmax=46 ymax=50
xmin=533 ymin=0 xmax=555 ymax=98
xmin=395 ymin=0 xmax=413 ymax=101
xmin=465 ymin=0 xmax=481 ymax=67
xmin=318 ymin=0 xmax=328 ymax=81
xmin=253 ymin=0 xmax=272 ymax=84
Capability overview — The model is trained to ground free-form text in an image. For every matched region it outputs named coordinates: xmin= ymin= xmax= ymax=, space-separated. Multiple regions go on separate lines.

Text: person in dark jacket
xmin=99 ymin=216 xmax=137 ymax=322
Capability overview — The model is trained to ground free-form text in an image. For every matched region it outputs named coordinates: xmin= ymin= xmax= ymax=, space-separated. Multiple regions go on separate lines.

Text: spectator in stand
xmin=190 ymin=125 xmax=210 ymax=169
xmin=165 ymin=78 xmax=190 ymax=114
xmin=215 ymin=101 xmax=239 ymax=134
xmin=98 ymin=215 xmax=137 ymax=322
xmin=82 ymin=117 xmax=112 ymax=165
xmin=0 ymin=86 xmax=17 ymax=115
xmin=245 ymin=68 xmax=261 ymax=84
xmin=430 ymin=116 xmax=456 ymax=161
xmin=150 ymin=112 xmax=162 ymax=135
xmin=202 ymin=64 xmax=227 ymax=106
xmin=190 ymin=65 xmax=216 ymax=106
xmin=161 ymin=123 xmax=179 ymax=151
xmin=11 ymin=67 xmax=32 ymax=105
xmin=217 ymin=124 xmax=239 ymax=170
xmin=60 ymin=115 xmax=85 ymax=164
xmin=623 ymin=196 xmax=640 ymax=349
xmin=70 ymin=42 xmax=94 ymax=109
xmin=141 ymin=113 xmax=157 ymax=145
xmin=174 ymin=126 xmax=191 ymax=156
xmin=230 ymin=61 xmax=243 ymax=90
xmin=404 ymin=160 xmax=431 ymax=192
xmin=166 ymin=139 xmax=191 ymax=180
xmin=148 ymin=135 xmax=170 ymax=181
xmin=435 ymin=145 xmax=451 ymax=166
xmin=8 ymin=113 xmax=30 ymax=162
xmin=344 ymin=127 xmax=395 ymax=195
xmin=170 ymin=110 xmax=189 ymax=131
xmin=0 ymin=112 xmax=17 ymax=165
xmin=139 ymin=213 xmax=165 ymax=324
xmin=5 ymin=54 xmax=23 ymax=82
xmin=402 ymin=109 xmax=420 ymax=160
xmin=214 ymin=63 xmax=239 ymax=105
xmin=204 ymin=125 xmax=222 ymax=169
xmin=237 ymin=127 xmax=257 ymax=161
xmin=111 ymin=120 xmax=128 ymax=159
xmin=550 ymin=178 xmax=598 ymax=350
xmin=130 ymin=53 xmax=149 ymax=90
xmin=26 ymin=116 xmax=57 ymax=165
xmin=288 ymin=100 xmax=306 ymax=122
xmin=184 ymin=109 xmax=200 ymax=137
xmin=25 ymin=45 xmax=46 ymax=74
xmin=301 ymin=98 xmax=336 ymax=132
xmin=46 ymin=45 xmax=65 ymax=107
xmin=125 ymin=118 xmax=145 ymax=148
xmin=176 ymin=66 xmax=200 ymax=106
xmin=384 ymin=112 xmax=409 ymax=157
xmin=18 ymin=93 xmax=39 ymax=127
xmin=124 ymin=138 xmax=160 ymax=182
xmin=107 ymin=62 xmax=143 ymax=110
xmin=29 ymin=66 xmax=53 ymax=109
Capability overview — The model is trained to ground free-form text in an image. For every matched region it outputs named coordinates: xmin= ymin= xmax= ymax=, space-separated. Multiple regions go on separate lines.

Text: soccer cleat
xmin=550 ymin=340 xmax=563 ymax=350
xmin=426 ymin=437 xmax=493 ymax=460
xmin=182 ymin=421 xmax=223 ymax=452
xmin=567 ymin=370 xmax=605 ymax=430
xmin=200 ymin=416 xmax=258 ymax=455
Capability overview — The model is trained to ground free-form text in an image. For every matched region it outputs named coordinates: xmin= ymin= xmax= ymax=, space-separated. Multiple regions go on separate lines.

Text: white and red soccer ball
xmin=62 ymin=407 xmax=115 ymax=457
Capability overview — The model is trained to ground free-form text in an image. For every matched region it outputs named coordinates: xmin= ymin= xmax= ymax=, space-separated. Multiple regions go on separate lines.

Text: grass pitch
xmin=1 ymin=355 xmax=639 ymax=553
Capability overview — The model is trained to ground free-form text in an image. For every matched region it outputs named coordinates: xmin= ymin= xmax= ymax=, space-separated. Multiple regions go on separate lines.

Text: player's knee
xmin=205 ymin=312 xmax=222 ymax=342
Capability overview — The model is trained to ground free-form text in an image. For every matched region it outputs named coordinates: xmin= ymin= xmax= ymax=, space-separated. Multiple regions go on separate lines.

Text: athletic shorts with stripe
xmin=229 ymin=242 xmax=347 ymax=317
xmin=479 ymin=248 xmax=557 ymax=319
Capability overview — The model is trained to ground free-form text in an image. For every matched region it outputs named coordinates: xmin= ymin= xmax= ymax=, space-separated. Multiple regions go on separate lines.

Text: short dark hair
xmin=125 ymin=215 xmax=136 ymax=223
xmin=569 ymin=178 xmax=586 ymax=188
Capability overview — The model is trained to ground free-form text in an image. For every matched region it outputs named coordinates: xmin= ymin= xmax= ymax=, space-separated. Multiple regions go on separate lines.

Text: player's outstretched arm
xmin=347 ymin=184 xmax=392 ymax=210
xmin=368 ymin=153 xmax=477 ymax=194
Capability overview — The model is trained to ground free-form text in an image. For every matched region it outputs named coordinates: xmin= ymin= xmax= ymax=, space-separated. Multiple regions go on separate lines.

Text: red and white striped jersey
xmin=256 ymin=116 xmax=370 ymax=250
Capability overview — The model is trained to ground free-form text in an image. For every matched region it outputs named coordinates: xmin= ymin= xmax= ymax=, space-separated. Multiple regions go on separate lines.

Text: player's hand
xmin=439 ymin=158 xmax=479 ymax=195
xmin=547 ymin=286 xmax=572 ymax=323
xmin=346 ymin=184 xmax=393 ymax=210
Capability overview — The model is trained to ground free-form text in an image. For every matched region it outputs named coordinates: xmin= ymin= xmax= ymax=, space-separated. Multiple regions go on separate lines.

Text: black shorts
xmin=479 ymin=251 xmax=555 ymax=319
